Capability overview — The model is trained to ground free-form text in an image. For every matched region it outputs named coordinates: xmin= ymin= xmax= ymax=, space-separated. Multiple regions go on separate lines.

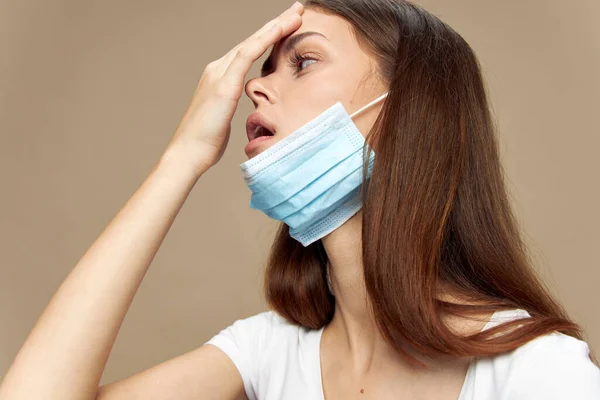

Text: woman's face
xmin=243 ymin=9 xmax=387 ymax=158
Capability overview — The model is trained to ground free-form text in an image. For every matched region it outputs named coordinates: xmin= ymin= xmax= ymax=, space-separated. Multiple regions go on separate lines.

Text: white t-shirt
xmin=205 ymin=308 xmax=600 ymax=399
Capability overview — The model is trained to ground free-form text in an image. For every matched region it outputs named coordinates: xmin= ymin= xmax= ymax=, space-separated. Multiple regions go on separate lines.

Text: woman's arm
xmin=0 ymin=152 xmax=204 ymax=400
xmin=0 ymin=3 xmax=303 ymax=399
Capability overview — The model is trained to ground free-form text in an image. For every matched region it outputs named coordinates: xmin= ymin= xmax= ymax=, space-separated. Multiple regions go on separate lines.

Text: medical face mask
xmin=239 ymin=92 xmax=389 ymax=247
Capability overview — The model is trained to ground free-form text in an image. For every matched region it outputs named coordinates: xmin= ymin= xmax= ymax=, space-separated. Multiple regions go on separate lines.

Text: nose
xmin=245 ymin=77 xmax=274 ymax=108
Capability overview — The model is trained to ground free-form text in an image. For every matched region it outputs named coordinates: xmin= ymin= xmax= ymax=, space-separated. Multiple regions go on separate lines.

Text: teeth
xmin=253 ymin=125 xmax=272 ymax=138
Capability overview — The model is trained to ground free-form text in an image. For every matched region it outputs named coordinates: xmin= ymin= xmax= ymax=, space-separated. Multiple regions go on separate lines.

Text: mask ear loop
xmin=349 ymin=92 xmax=389 ymax=119
xmin=347 ymin=91 xmax=389 ymax=186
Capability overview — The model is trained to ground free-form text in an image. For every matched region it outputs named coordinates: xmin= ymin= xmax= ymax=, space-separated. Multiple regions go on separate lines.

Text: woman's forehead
xmin=290 ymin=9 xmax=354 ymax=45
xmin=270 ymin=9 xmax=359 ymax=58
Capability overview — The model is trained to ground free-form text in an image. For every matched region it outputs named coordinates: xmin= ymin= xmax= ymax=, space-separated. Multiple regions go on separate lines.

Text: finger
xmin=256 ymin=2 xmax=304 ymax=36
xmin=243 ymin=2 xmax=304 ymax=45
xmin=218 ymin=3 xmax=303 ymax=68
xmin=221 ymin=13 xmax=302 ymax=92
xmin=258 ymin=2 xmax=304 ymax=34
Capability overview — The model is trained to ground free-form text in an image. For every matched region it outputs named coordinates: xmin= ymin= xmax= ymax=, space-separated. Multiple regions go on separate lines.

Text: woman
xmin=0 ymin=0 xmax=598 ymax=399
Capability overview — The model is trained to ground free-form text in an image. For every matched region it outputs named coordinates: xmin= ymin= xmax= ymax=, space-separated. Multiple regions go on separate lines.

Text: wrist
xmin=158 ymin=144 xmax=211 ymax=181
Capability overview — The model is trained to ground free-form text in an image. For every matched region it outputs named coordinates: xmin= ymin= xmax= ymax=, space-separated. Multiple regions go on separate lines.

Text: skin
xmin=243 ymin=9 xmax=385 ymax=159
xmin=0 ymin=3 xmax=494 ymax=399
xmin=245 ymin=8 xmax=495 ymax=400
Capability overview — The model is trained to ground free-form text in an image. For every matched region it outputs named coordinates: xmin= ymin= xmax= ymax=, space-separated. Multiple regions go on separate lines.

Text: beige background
xmin=1 ymin=0 xmax=598 ymax=385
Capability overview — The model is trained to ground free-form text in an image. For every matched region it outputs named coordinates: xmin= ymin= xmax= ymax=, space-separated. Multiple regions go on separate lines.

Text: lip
xmin=246 ymin=112 xmax=277 ymax=142
xmin=244 ymin=134 xmax=275 ymax=158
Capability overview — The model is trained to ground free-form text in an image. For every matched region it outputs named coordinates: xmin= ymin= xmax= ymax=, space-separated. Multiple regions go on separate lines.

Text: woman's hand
xmin=164 ymin=1 xmax=304 ymax=175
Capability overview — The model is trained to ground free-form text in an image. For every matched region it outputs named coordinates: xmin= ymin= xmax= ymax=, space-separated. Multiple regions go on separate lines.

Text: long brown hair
xmin=262 ymin=0 xmax=597 ymax=366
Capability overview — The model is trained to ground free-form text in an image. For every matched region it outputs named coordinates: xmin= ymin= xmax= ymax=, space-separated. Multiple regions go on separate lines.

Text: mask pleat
xmin=283 ymin=155 xmax=374 ymax=229
xmin=259 ymin=147 xmax=372 ymax=219
xmin=249 ymin=125 xmax=365 ymax=209
xmin=238 ymin=91 xmax=388 ymax=247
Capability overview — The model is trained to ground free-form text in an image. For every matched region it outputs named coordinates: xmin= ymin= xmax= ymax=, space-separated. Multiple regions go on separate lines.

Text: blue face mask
xmin=239 ymin=92 xmax=389 ymax=247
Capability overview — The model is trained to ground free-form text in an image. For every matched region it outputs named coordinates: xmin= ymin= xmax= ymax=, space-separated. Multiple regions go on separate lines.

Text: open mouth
xmin=246 ymin=111 xmax=277 ymax=146
xmin=252 ymin=125 xmax=275 ymax=140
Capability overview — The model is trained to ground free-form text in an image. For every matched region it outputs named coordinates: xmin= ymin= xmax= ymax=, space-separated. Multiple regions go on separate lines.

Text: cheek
xmin=277 ymin=102 xmax=328 ymax=141
xmin=279 ymin=92 xmax=346 ymax=139
xmin=276 ymin=65 xmax=359 ymax=141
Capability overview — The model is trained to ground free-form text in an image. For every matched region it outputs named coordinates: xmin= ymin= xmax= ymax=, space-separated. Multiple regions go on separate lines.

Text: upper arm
xmin=96 ymin=344 xmax=247 ymax=400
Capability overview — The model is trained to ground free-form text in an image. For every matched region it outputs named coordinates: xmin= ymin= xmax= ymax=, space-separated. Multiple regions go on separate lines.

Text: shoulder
xmin=503 ymin=331 xmax=600 ymax=398
xmin=205 ymin=310 xmax=302 ymax=350
xmin=204 ymin=311 xmax=308 ymax=400
xmin=227 ymin=310 xmax=299 ymax=335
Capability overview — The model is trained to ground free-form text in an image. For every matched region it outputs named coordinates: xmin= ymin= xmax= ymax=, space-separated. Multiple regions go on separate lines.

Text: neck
xmin=320 ymin=211 xmax=494 ymax=376
xmin=321 ymin=209 xmax=393 ymax=374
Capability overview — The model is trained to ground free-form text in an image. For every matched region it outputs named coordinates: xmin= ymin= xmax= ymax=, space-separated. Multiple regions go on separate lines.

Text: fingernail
xmin=291 ymin=1 xmax=301 ymax=9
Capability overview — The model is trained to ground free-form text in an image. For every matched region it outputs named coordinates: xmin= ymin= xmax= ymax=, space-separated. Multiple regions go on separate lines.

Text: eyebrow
xmin=260 ymin=31 xmax=328 ymax=77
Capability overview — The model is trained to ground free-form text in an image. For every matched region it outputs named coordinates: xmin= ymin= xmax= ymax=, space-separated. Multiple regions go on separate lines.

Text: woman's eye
xmin=298 ymin=58 xmax=317 ymax=71
xmin=287 ymin=51 xmax=319 ymax=75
